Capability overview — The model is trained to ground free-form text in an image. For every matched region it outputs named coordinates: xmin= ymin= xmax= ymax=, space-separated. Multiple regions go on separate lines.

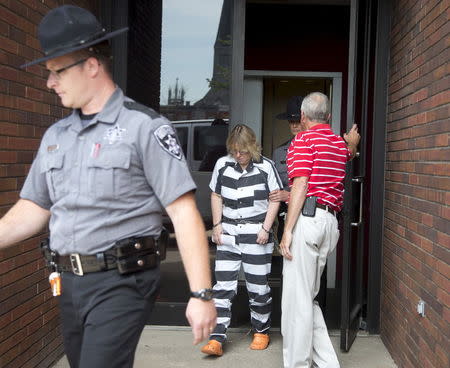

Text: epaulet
xmin=124 ymin=101 xmax=160 ymax=119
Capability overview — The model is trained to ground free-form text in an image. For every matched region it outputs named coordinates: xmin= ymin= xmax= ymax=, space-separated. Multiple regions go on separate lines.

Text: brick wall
xmin=0 ymin=1 xmax=97 ymax=367
xmin=382 ymin=0 xmax=449 ymax=367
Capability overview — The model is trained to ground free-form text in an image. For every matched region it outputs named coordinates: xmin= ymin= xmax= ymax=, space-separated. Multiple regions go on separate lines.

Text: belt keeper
xmin=96 ymin=252 xmax=107 ymax=271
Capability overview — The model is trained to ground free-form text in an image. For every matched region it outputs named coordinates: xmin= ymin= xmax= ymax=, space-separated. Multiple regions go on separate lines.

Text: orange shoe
xmin=250 ymin=333 xmax=270 ymax=350
xmin=201 ymin=339 xmax=223 ymax=356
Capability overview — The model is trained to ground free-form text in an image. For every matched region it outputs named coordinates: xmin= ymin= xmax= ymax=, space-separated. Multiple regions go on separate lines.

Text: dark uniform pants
xmin=58 ymin=268 xmax=160 ymax=368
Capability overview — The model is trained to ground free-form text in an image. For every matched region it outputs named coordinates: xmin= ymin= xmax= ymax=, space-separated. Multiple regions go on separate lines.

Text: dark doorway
xmin=146 ymin=2 xmax=388 ymax=351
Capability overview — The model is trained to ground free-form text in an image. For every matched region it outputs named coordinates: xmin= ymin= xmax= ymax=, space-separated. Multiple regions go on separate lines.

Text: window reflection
xmin=155 ymin=0 xmax=233 ymax=315
xmin=196 ymin=119 xmax=228 ymax=171
xmin=160 ymin=0 xmax=231 ymax=121
xmin=175 ymin=126 xmax=188 ymax=157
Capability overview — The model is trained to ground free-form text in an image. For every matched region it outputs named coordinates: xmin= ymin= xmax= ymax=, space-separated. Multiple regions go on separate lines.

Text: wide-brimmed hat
xmin=276 ymin=96 xmax=304 ymax=120
xmin=20 ymin=5 xmax=128 ymax=68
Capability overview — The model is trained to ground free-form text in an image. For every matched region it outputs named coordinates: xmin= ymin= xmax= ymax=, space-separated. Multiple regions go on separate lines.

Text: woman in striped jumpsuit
xmin=201 ymin=124 xmax=282 ymax=356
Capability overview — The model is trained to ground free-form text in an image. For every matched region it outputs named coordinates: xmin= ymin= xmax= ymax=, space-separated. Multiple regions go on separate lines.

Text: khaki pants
xmin=281 ymin=208 xmax=340 ymax=368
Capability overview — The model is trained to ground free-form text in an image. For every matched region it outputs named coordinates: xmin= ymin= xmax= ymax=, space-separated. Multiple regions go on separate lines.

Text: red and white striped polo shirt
xmin=287 ymin=123 xmax=351 ymax=212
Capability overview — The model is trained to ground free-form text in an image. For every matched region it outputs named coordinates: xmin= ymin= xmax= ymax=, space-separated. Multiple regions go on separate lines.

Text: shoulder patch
xmin=124 ymin=101 xmax=160 ymax=119
xmin=154 ymin=124 xmax=182 ymax=160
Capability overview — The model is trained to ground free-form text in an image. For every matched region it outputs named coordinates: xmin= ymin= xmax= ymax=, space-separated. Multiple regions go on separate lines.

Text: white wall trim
xmin=244 ymin=70 xmax=342 ymax=78
xmin=243 ymin=69 xmax=343 ymax=288
xmin=244 ymin=70 xmax=343 ymax=137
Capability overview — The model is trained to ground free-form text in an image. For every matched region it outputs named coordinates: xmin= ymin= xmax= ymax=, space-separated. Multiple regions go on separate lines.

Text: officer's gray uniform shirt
xmin=272 ymin=140 xmax=291 ymax=190
xmin=20 ymin=88 xmax=196 ymax=255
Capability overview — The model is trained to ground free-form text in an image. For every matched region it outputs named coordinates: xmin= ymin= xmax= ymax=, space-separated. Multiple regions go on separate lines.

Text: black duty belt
xmin=316 ymin=203 xmax=338 ymax=217
xmin=41 ymin=236 xmax=160 ymax=276
xmin=57 ymin=250 xmax=117 ymax=275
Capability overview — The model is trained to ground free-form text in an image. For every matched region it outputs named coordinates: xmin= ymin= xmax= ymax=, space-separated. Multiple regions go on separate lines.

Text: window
xmin=195 ymin=125 xmax=228 ymax=171
xmin=159 ymin=0 xmax=231 ymax=122
xmin=175 ymin=126 xmax=188 ymax=157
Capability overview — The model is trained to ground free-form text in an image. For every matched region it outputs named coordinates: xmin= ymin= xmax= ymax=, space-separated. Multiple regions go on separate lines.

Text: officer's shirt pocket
xmin=87 ymin=147 xmax=131 ymax=199
xmin=41 ymin=153 xmax=66 ymax=202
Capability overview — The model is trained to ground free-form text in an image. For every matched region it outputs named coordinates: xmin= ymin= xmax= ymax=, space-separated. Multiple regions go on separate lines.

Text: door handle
xmin=351 ymin=177 xmax=363 ymax=227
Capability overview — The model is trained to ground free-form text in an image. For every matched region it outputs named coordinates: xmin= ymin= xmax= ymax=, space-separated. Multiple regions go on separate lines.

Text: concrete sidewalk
xmin=54 ymin=326 xmax=397 ymax=368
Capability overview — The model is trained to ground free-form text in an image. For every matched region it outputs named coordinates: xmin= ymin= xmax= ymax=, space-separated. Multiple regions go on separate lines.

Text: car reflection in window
xmin=175 ymin=126 xmax=188 ymax=157
xmin=196 ymin=119 xmax=229 ymax=172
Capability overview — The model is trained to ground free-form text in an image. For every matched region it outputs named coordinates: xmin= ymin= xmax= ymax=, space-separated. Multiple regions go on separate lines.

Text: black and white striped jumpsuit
xmin=209 ymin=155 xmax=283 ymax=343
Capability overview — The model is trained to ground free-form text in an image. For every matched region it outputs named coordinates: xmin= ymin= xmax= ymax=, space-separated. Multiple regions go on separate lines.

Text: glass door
xmin=150 ymin=0 xmax=233 ymax=325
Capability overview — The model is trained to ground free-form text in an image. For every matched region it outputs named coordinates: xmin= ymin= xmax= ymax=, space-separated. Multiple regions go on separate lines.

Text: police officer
xmin=269 ymin=96 xmax=304 ymax=241
xmin=0 ymin=5 xmax=216 ymax=368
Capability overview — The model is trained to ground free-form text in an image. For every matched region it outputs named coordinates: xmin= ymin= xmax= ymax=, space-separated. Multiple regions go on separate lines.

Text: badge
xmin=104 ymin=124 xmax=126 ymax=144
xmin=154 ymin=125 xmax=182 ymax=160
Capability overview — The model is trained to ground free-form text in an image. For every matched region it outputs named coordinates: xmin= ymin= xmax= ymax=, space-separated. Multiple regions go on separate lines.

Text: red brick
xmin=8 ymin=137 xmax=40 ymax=151
xmin=0 ymin=7 xmax=20 ymax=28
xmin=6 ymin=164 xmax=28 ymax=177
xmin=0 ymin=35 xmax=18 ymax=54
xmin=436 ymin=260 xmax=450 ymax=279
xmin=0 ymin=177 xmax=17 ymax=191
xmin=0 ymin=122 xmax=19 ymax=136
xmin=435 ymin=344 xmax=449 ymax=368
xmin=0 ymin=65 xmax=19 ymax=82
xmin=436 ymin=288 xmax=450 ymax=307
xmin=384 ymin=1 xmax=449 ymax=366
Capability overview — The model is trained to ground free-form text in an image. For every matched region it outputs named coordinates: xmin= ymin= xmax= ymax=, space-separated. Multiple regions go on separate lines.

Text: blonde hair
xmin=226 ymin=124 xmax=261 ymax=161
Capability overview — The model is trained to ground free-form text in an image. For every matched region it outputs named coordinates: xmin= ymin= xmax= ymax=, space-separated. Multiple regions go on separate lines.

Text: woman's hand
xmin=212 ymin=224 xmax=223 ymax=245
xmin=269 ymin=189 xmax=290 ymax=202
xmin=256 ymin=227 xmax=269 ymax=245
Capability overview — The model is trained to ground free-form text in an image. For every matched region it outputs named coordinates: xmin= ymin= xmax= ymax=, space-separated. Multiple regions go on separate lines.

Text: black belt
xmin=49 ymin=236 xmax=159 ymax=276
xmin=57 ymin=250 xmax=118 ymax=275
xmin=316 ymin=203 xmax=338 ymax=217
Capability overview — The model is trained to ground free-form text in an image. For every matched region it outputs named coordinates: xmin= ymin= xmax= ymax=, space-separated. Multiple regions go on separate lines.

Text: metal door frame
xmin=340 ymin=0 xmax=391 ymax=349
xmin=367 ymin=0 xmax=392 ymax=334
xmin=340 ymin=0 xmax=367 ymax=351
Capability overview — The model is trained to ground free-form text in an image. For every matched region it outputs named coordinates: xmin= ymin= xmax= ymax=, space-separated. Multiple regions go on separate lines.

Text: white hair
xmin=301 ymin=92 xmax=330 ymax=123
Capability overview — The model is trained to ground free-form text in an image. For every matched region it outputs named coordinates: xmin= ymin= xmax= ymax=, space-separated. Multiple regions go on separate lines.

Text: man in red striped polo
xmin=279 ymin=92 xmax=360 ymax=368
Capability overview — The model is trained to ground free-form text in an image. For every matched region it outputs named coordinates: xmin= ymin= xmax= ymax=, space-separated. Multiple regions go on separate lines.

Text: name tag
xmin=47 ymin=144 xmax=59 ymax=152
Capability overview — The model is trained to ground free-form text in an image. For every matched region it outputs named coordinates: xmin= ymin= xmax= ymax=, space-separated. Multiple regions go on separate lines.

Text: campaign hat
xmin=276 ymin=96 xmax=304 ymax=120
xmin=21 ymin=5 xmax=128 ymax=68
